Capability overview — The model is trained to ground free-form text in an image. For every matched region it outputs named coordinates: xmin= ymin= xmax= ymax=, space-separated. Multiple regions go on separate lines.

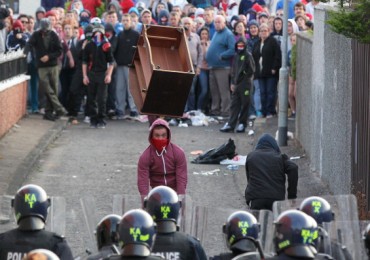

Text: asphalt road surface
xmin=24 ymin=119 xmax=255 ymax=258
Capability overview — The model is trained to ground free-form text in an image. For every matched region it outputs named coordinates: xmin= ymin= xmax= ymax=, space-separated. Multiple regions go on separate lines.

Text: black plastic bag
xmin=191 ymin=138 xmax=236 ymax=164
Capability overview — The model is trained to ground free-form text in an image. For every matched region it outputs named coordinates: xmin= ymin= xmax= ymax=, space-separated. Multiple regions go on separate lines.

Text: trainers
xmin=236 ymin=124 xmax=245 ymax=133
xmin=130 ymin=111 xmax=139 ymax=117
xmin=266 ymin=114 xmax=273 ymax=119
xmin=256 ymin=111 xmax=263 ymax=118
xmin=220 ymin=123 xmax=234 ymax=133
xmin=97 ymin=122 xmax=106 ymax=129
xmin=248 ymin=114 xmax=257 ymax=120
xmin=39 ymin=108 xmax=45 ymax=115
xmin=289 ymin=112 xmax=296 ymax=120
xmin=90 ymin=123 xmax=97 ymax=128
xmin=43 ymin=114 xmax=55 ymax=121
xmin=84 ymin=116 xmax=90 ymax=124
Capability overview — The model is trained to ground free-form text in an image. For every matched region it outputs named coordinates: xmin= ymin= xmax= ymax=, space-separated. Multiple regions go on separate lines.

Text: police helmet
xmin=223 ymin=211 xmax=259 ymax=253
xmin=299 ymin=196 xmax=334 ymax=225
xmin=118 ymin=209 xmax=156 ymax=256
xmin=145 ymin=186 xmax=181 ymax=223
xmin=96 ymin=214 xmax=121 ymax=250
xmin=12 ymin=184 xmax=50 ymax=226
xmin=274 ymin=209 xmax=318 ymax=258
xmin=363 ymin=223 xmax=370 ymax=256
xmin=25 ymin=249 xmax=60 ymax=260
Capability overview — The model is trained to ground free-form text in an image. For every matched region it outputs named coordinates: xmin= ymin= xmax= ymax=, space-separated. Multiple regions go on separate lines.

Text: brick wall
xmin=0 ymin=78 xmax=28 ymax=138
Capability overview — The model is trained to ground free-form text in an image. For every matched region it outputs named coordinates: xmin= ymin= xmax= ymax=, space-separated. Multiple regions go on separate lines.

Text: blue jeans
xmin=197 ymin=69 xmax=209 ymax=110
xmin=258 ymin=77 xmax=277 ymax=116
xmin=253 ymin=79 xmax=261 ymax=112
xmin=185 ymin=75 xmax=198 ymax=112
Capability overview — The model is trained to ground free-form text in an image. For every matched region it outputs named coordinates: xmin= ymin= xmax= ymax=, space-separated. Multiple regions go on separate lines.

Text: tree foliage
xmin=326 ymin=0 xmax=370 ymax=43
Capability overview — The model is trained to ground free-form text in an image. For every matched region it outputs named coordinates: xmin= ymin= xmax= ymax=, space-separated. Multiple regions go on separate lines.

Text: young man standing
xmin=82 ymin=24 xmax=114 ymax=128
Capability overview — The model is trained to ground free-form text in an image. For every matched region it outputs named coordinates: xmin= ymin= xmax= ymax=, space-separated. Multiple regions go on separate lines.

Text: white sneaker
xmin=236 ymin=124 xmax=245 ymax=133
xmin=83 ymin=116 xmax=90 ymax=124
xmin=39 ymin=108 xmax=45 ymax=115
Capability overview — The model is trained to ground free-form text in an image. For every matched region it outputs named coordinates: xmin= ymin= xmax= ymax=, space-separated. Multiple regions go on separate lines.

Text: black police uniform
xmin=211 ymin=252 xmax=261 ymax=260
xmin=151 ymin=231 xmax=207 ymax=260
xmin=266 ymin=252 xmax=333 ymax=259
xmin=0 ymin=228 xmax=73 ymax=260
xmin=107 ymin=255 xmax=164 ymax=259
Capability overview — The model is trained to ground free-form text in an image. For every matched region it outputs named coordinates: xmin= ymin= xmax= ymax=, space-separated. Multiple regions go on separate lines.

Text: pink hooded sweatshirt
xmin=137 ymin=119 xmax=188 ymax=196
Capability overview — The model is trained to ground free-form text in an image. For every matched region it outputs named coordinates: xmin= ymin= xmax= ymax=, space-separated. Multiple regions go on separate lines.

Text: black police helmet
xmin=96 ymin=214 xmax=121 ymax=250
xmin=363 ymin=223 xmax=370 ymax=256
xmin=274 ymin=210 xmax=318 ymax=258
xmin=145 ymin=186 xmax=181 ymax=223
xmin=13 ymin=184 xmax=50 ymax=225
xmin=118 ymin=209 xmax=156 ymax=255
xmin=25 ymin=249 xmax=59 ymax=260
xmin=223 ymin=211 xmax=259 ymax=252
xmin=299 ymin=196 xmax=334 ymax=225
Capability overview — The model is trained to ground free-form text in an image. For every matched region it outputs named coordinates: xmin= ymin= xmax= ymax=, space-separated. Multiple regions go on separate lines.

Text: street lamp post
xmin=278 ymin=0 xmax=289 ymax=146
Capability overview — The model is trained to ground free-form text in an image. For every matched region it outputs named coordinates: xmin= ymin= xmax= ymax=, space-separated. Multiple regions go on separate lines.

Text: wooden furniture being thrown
xmin=129 ymin=25 xmax=195 ymax=117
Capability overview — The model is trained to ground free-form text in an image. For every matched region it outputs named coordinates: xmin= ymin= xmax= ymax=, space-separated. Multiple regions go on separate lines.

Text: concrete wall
xmin=296 ymin=6 xmax=352 ymax=194
xmin=0 ymin=76 xmax=28 ymax=138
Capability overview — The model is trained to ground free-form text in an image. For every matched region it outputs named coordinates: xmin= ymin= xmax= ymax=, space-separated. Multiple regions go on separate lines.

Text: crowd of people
xmin=0 ymin=184 xmax=368 ymax=259
xmin=0 ymin=0 xmax=318 ymax=130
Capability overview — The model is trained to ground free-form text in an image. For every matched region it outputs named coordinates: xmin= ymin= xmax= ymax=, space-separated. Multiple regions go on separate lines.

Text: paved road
xmin=1 ymin=116 xmax=330 ymax=258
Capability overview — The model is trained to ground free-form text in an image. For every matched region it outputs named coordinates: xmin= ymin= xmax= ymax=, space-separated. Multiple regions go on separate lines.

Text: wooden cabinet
xmin=129 ymin=25 xmax=195 ymax=117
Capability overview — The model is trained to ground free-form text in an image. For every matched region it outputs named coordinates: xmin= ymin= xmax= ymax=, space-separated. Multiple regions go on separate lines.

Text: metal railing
xmin=0 ymin=49 xmax=27 ymax=82
xmin=351 ymin=40 xmax=370 ymax=212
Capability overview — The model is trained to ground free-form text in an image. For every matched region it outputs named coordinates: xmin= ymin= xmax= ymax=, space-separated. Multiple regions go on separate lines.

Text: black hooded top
xmin=230 ymin=38 xmax=255 ymax=86
xmin=245 ymin=134 xmax=298 ymax=202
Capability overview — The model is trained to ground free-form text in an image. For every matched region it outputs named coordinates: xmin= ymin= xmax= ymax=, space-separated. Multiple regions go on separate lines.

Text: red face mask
xmin=151 ymin=138 xmax=169 ymax=153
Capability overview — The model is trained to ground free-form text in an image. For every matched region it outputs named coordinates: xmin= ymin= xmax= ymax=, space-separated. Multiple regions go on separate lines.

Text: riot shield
xmin=272 ymin=194 xmax=359 ymax=222
xmin=190 ymin=206 xmax=274 ymax=257
xmin=0 ymin=195 xmax=16 ymax=233
xmin=0 ymin=195 xmax=66 ymax=235
xmin=112 ymin=194 xmax=193 ymax=234
xmin=45 ymin=196 xmax=66 ymax=236
xmin=80 ymin=196 xmax=100 ymax=255
xmin=323 ymin=220 xmax=367 ymax=260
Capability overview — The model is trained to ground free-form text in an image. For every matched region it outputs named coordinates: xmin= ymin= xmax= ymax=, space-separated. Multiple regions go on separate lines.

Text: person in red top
xmin=82 ymin=0 xmax=102 ymax=18
xmin=137 ymin=118 xmax=188 ymax=198
xmin=120 ymin=0 xmax=135 ymax=14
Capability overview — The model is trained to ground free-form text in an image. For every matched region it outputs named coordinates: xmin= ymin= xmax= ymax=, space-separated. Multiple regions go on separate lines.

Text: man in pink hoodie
xmin=137 ymin=118 xmax=188 ymax=198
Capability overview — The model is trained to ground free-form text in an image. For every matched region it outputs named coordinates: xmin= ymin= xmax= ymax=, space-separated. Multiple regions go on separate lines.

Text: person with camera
xmin=6 ymin=19 xmax=29 ymax=52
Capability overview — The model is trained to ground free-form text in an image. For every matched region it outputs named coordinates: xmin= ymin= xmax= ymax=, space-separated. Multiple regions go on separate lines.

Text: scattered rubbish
xmin=227 ymin=165 xmax=239 ymax=171
xmin=275 ymin=130 xmax=294 ymax=140
xmin=193 ymin=169 xmax=220 ymax=176
xmin=290 ymin=155 xmax=305 ymax=160
xmin=190 ymin=150 xmax=203 ymax=155
xmin=192 ymin=138 xmax=236 ymax=164
xmin=178 ymin=121 xmax=188 ymax=127
xmin=72 ymin=176 xmax=77 ymax=178
xmin=248 ymin=130 xmax=254 ymax=136
xmin=220 ymin=155 xmax=247 ymax=165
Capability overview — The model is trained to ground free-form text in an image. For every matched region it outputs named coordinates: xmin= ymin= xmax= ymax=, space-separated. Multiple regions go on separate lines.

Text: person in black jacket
xmin=245 ymin=133 xmax=298 ymax=210
xmin=82 ymin=23 xmax=114 ymax=128
xmin=252 ymin=23 xmax=281 ymax=118
xmin=220 ymin=38 xmax=255 ymax=133
xmin=144 ymin=186 xmax=207 ymax=260
xmin=25 ymin=18 xmax=67 ymax=121
xmin=114 ymin=13 xmax=140 ymax=119
xmin=0 ymin=184 xmax=73 ymax=259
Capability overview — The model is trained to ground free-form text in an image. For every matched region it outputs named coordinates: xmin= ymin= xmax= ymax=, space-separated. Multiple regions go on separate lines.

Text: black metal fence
xmin=351 ymin=40 xmax=370 ymax=213
xmin=0 ymin=50 xmax=27 ymax=82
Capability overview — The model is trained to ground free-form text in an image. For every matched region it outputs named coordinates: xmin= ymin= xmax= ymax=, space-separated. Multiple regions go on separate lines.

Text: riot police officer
xmin=106 ymin=209 xmax=164 ymax=259
xmin=299 ymin=196 xmax=352 ymax=260
xmin=0 ymin=184 xmax=74 ymax=260
xmin=266 ymin=210 xmax=333 ymax=260
xmin=210 ymin=210 xmax=263 ymax=260
xmin=87 ymin=214 xmax=121 ymax=260
xmin=24 ymin=248 xmax=60 ymax=260
xmin=144 ymin=186 xmax=207 ymax=260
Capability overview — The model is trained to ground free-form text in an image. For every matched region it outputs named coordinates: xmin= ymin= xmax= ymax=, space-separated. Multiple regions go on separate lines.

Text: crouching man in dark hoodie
xmin=245 ymin=133 xmax=298 ymax=210
xmin=220 ymin=38 xmax=255 ymax=133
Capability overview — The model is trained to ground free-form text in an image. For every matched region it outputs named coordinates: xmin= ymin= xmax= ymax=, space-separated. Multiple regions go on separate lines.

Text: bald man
xmin=205 ymin=15 xmax=235 ymax=118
